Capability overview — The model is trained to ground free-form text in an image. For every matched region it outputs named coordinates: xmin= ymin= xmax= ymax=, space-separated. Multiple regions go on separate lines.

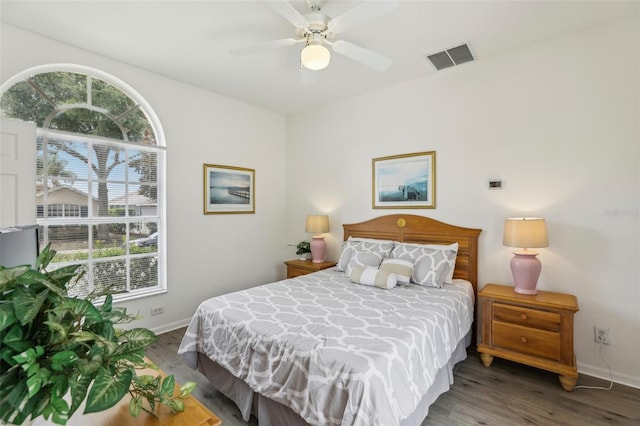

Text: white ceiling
xmin=1 ymin=1 xmax=637 ymax=115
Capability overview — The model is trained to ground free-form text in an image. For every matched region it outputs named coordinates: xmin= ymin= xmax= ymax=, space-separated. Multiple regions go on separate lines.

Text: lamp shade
xmin=305 ymin=215 xmax=329 ymax=234
xmin=301 ymin=43 xmax=331 ymax=71
xmin=503 ymin=218 xmax=548 ymax=249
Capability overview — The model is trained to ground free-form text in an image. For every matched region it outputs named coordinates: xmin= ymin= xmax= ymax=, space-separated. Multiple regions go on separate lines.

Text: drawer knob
xmin=520 ymin=336 xmax=528 ymax=343
xmin=520 ymin=313 xmax=528 ymax=320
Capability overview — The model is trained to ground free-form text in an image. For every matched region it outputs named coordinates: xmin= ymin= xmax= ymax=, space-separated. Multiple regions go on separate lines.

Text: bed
xmin=178 ymin=214 xmax=481 ymax=426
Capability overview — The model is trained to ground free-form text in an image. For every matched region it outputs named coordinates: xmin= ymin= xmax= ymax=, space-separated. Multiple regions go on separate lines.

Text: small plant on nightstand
xmin=296 ymin=241 xmax=311 ymax=259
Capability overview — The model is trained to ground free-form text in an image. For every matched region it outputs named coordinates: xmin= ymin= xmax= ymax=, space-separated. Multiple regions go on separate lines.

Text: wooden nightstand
xmin=284 ymin=259 xmax=337 ymax=278
xmin=477 ymin=284 xmax=579 ymax=391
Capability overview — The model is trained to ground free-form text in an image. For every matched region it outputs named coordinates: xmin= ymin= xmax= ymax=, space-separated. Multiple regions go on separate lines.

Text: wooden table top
xmin=34 ymin=364 xmax=222 ymax=426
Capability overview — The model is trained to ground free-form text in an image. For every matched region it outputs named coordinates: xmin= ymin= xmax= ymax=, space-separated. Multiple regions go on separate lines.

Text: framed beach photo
xmin=203 ymin=164 xmax=255 ymax=214
xmin=372 ymin=151 xmax=436 ymax=209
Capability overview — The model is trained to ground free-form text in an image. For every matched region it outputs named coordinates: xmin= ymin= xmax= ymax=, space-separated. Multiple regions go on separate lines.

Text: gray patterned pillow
xmin=345 ymin=250 xmax=386 ymax=276
xmin=337 ymin=238 xmax=394 ymax=272
xmin=391 ymin=242 xmax=458 ymax=284
xmin=411 ymin=249 xmax=457 ymax=288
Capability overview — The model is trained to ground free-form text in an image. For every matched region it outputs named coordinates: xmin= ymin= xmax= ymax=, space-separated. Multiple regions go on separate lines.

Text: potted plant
xmin=295 ymin=241 xmax=311 ymax=260
xmin=0 ymin=245 xmax=195 ymax=425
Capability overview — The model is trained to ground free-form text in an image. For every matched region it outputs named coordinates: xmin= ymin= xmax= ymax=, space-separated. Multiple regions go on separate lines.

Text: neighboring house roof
xmin=109 ymin=192 xmax=156 ymax=206
xmin=36 ymin=185 xmax=98 ymax=203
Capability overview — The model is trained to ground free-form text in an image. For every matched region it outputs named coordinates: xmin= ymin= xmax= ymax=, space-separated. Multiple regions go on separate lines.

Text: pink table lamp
xmin=503 ymin=217 xmax=548 ymax=295
xmin=305 ymin=215 xmax=329 ymax=263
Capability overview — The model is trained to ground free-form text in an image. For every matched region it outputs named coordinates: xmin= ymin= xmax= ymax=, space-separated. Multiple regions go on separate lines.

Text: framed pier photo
xmin=372 ymin=151 xmax=435 ymax=209
xmin=203 ymin=164 xmax=255 ymax=214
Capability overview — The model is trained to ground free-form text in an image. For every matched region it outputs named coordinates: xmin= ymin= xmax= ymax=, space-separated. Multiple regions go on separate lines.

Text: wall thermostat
xmin=489 ymin=179 xmax=502 ymax=189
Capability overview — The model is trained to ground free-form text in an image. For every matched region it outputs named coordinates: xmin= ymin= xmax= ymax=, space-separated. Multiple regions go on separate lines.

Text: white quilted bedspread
xmin=178 ymin=269 xmax=474 ymax=426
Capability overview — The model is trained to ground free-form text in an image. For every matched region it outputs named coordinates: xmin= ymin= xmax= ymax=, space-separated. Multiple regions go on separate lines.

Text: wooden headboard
xmin=343 ymin=214 xmax=482 ymax=295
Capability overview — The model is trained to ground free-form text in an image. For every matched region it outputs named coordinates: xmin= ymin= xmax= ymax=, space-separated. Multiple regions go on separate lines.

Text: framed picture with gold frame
xmin=372 ymin=151 xmax=435 ymax=209
xmin=203 ymin=164 xmax=255 ymax=214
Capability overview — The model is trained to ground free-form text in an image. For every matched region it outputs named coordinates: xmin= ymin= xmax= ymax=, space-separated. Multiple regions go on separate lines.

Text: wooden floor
xmin=147 ymin=327 xmax=640 ymax=426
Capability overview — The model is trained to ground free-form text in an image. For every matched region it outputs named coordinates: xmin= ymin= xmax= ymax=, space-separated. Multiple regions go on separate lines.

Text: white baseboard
xmin=578 ymin=362 xmax=640 ymax=389
xmin=150 ymin=317 xmax=192 ymax=335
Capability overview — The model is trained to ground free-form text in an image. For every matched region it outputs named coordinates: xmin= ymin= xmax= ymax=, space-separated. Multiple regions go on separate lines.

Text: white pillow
xmin=391 ymin=242 xmax=458 ymax=284
xmin=379 ymin=258 xmax=413 ymax=284
xmin=349 ymin=266 xmax=397 ymax=290
xmin=337 ymin=238 xmax=394 ymax=272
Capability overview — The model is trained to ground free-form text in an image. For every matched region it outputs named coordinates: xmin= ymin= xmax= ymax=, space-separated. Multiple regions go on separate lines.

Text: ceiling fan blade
xmin=265 ymin=0 xmax=308 ymax=29
xmin=331 ymin=40 xmax=392 ymax=72
xmin=229 ymin=38 xmax=303 ymax=56
xmin=327 ymin=0 xmax=398 ymax=34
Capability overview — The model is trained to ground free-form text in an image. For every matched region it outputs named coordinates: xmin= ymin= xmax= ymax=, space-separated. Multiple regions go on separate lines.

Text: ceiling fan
xmin=230 ymin=0 xmax=398 ymax=72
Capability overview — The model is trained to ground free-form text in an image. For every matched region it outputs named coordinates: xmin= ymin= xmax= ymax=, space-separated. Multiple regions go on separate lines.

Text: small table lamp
xmin=305 ymin=215 xmax=329 ymax=263
xmin=503 ymin=217 xmax=549 ymax=295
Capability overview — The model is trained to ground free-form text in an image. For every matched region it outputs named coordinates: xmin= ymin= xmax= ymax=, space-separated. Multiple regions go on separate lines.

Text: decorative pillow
xmin=337 ymin=237 xmax=394 ymax=272
xmin=349 ymin=266 xmax=397 ymax=290
xmin=391 ymin=242 xmax=458 ymax=284
xmin=345 ymin=250 xmax=386 ymax=276
xmin=379 ymin=258 xmax=413 ymax=285
xmin=412 ymin=248 xmax=457 ymax=288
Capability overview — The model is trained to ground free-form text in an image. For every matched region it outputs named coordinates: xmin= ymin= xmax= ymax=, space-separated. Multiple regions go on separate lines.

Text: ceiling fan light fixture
xmin=301 ymin=43 xmax=331 ymax=71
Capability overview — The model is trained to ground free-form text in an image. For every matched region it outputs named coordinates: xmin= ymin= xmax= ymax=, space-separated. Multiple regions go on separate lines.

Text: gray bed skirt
xmin=192 ymin=331 xmax=472 ymax=426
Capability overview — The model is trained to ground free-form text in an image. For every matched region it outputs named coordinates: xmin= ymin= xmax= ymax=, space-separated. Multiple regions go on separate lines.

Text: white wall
xmin=0 ymin=24 xmax=289 ymax=333
xmin=286 ymin=18 xmax=639 ymax=387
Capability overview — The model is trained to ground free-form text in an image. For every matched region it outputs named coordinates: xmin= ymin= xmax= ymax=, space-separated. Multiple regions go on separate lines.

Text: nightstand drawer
xmin=287 ymin=266 xmax=308 ymax=278
xmin=284 ymin=259 xmax=337 ymax=279
xmin=494 ymin=303 xmax=560 ymax=331
xmin=493 ymin=321 xmax=561 ymax=361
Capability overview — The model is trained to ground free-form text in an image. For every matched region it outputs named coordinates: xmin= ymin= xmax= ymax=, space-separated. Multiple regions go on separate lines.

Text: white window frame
xmin=1 ymin=64 xmax=167 ymax=302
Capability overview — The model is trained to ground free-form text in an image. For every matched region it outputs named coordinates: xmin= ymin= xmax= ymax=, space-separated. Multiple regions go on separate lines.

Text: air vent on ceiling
xmin=425 ymin=43 xmax=474 ymax=71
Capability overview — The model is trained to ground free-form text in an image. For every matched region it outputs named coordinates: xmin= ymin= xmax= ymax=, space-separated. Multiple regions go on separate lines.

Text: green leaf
xmin=179 ymin=381 xmax=196 ymax=397
xmin=0 ymin=346 xmax=17 ymax=366
xmin=160 ymin=375 xmax=175 ymax=395
xmin=0 ymin=366 xmax=20 ymax=400
xmin=101 ymin=293 xmax=113 ymax=313
xmin=31 ymin=391 xmax=52 ymax=419
xmin=77 ymin=357 xmax=102 ymax=375
xmin=51 ymin=350 xmax=79 ymax=371
xmin=114 ymin=328 xmax=157 ymax=355
xmin=43 ymin=319 xmax=68 ymax=342
xmin=0 ymin=302 xmax=17 ymax=332
xmin=12 ymin=346 xmax=37 ymax=365
xmin=49 ymin=396 xmax=70 ymax=425
xmin=0 ymin=265 xmax=29 ymax=290
xmin=84 ymin=367 xmax=132 ymax=414
xmin=26 ymin=371 xmax=44 ymax=398
xmin=46 ymin=264 xmax=82 ymax=288
xmin=50 ymin=374 xmax=69 ymax=399
xmin=69 ymin=373 xmax=92 ymax=416
xmin=69 ymin=331 xmax=98 ymax=343
xmin=4 ymin=380 xmax=28 ymax=415
xmin=13 ymin=285 xmax=49 ymax=325
xmin=2 ymin=323 xmax=29 ymax=352
xmin=134 ymin=374 xmax=158 ymax=387
xmin=128 ymin=395 xmax=142 ymax=417
xmin=56 ymin=298 xmax=103 ymax=325
xmin=36 ymin=244 xmax=56 ymax=270
xmin=168 ymin=398 xmax=184 ymax=413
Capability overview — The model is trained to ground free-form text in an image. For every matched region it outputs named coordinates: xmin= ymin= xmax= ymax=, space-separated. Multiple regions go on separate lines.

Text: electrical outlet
xmin=594 ymin=326 xmax=610 ymax=345
xmin=150 ymin=306 xmax=164 ymax=316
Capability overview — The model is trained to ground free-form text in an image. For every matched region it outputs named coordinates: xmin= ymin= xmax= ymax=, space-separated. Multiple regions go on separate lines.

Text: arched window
xmin=1 ymin=65 xmax=165 ymax=300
